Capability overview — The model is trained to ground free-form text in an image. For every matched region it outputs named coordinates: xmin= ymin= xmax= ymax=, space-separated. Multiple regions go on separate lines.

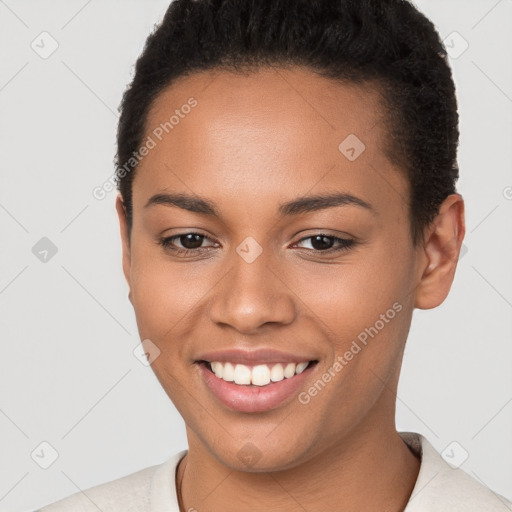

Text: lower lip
xmin=197 ymin=362 xmax=317 ymax=413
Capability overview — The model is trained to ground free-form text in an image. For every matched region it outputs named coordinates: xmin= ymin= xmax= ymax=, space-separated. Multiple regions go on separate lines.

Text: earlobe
xmin=115 ymin=193 xmax=132 ymax=296
xmin=414 ymin=194 xmax=466 ymax=310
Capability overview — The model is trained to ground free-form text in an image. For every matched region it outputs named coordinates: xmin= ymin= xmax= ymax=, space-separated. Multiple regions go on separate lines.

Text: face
xmin=116 ymin=66 xmax=459 ymax=471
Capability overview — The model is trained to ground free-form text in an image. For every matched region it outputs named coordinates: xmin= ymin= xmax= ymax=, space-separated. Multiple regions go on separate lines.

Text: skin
xmin=116 ymin=66 xmax=465 ymax=512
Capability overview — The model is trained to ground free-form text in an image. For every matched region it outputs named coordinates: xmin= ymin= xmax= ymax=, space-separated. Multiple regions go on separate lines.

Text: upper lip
xmin=196 ymin=348 xmax=318 ymax=365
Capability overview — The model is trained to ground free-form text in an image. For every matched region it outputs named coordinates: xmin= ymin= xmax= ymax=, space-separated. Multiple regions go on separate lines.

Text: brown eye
xmin=174 ymin=233 xmax=206 ymax=249
xmin=295 ymin=234 xmax=355 ymax=253
xmin=159 ymin=232 xmax=218 ymax=256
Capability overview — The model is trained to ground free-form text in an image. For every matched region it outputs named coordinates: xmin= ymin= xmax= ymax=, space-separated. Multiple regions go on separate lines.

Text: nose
xmin=208 ymin=248 xmax=297 ymax=334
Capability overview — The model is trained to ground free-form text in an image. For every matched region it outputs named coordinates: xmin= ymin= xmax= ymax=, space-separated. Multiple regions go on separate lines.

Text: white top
xmin=36 ymin=432 xmax=512 ymax=511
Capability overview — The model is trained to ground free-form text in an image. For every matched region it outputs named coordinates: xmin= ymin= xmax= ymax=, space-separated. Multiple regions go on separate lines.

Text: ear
xmin=414 ymin=193 xmax=466 ymax=310
xmin=115 ymin=193 xmax=133 ymax=304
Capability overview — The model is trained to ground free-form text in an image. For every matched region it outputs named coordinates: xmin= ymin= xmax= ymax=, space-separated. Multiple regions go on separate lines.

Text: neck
xmin=177 ymin=423 xmax=420 ymax=512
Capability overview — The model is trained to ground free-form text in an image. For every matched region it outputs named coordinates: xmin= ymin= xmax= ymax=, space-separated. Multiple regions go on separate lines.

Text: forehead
xmin=145 ymin=66 xmax=386 ymax=150
xmin=133 ymin=66 xmax=407 ymax=218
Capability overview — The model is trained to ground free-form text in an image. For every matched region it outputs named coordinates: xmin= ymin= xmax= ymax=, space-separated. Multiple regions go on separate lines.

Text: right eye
xmin=159 ymin=232 xmax=219 ymax=257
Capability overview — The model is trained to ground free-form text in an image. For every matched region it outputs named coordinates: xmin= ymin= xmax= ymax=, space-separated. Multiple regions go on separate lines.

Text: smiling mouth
xmin=198 ymin=360 xmax=319 ymax=387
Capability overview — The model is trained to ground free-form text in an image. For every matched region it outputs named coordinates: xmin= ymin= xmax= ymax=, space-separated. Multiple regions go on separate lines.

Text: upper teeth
xmin=209 ymin=361 xmax=310 ymax=386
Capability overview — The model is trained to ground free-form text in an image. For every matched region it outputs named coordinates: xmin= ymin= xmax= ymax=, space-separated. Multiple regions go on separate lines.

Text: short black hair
xmin=116 ymin=0 xmax=459 ymax=246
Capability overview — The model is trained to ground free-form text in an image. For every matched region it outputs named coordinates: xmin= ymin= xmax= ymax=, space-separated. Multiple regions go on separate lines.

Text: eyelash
xmin=158 ymin=232 xmax=356 ymax=257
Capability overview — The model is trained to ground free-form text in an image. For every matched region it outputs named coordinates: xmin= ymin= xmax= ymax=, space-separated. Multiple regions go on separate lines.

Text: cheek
xmin=128 ymin=241 xmax=237 ymax=368
xmin=289 ymin=247 xmax=414 ymax=391
xmin=128 ymin=242 xmax=205 ymax=341
xmin=291 ymin=252 xmax=409 ymax=334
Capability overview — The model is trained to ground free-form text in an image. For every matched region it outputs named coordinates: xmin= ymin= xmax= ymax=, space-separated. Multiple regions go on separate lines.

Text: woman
xmin=37 ymin=0 xmax=512 ymax=510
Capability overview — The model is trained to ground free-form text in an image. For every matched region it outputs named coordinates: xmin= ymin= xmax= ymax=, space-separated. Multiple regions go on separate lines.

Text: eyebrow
xmin=144 ymin=191 xmax=376 ymax=218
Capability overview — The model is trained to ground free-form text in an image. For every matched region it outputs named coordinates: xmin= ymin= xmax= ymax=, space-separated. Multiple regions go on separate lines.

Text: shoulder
xmin=400 ymin=432 xmax=512 ymax=512
xmin=35 ymin=465 xmax=156 ymax=512
xmin=34 ymin=450 xmax=186 ymax=512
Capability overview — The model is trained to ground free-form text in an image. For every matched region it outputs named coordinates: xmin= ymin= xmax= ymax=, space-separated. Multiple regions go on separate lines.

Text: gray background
xmin=0 ymin=0 xmax=511 ymax=510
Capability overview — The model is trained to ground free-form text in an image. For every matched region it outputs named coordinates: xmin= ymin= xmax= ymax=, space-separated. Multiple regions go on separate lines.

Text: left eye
xmin=294 ymin=234 xmax=355 ymax=252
